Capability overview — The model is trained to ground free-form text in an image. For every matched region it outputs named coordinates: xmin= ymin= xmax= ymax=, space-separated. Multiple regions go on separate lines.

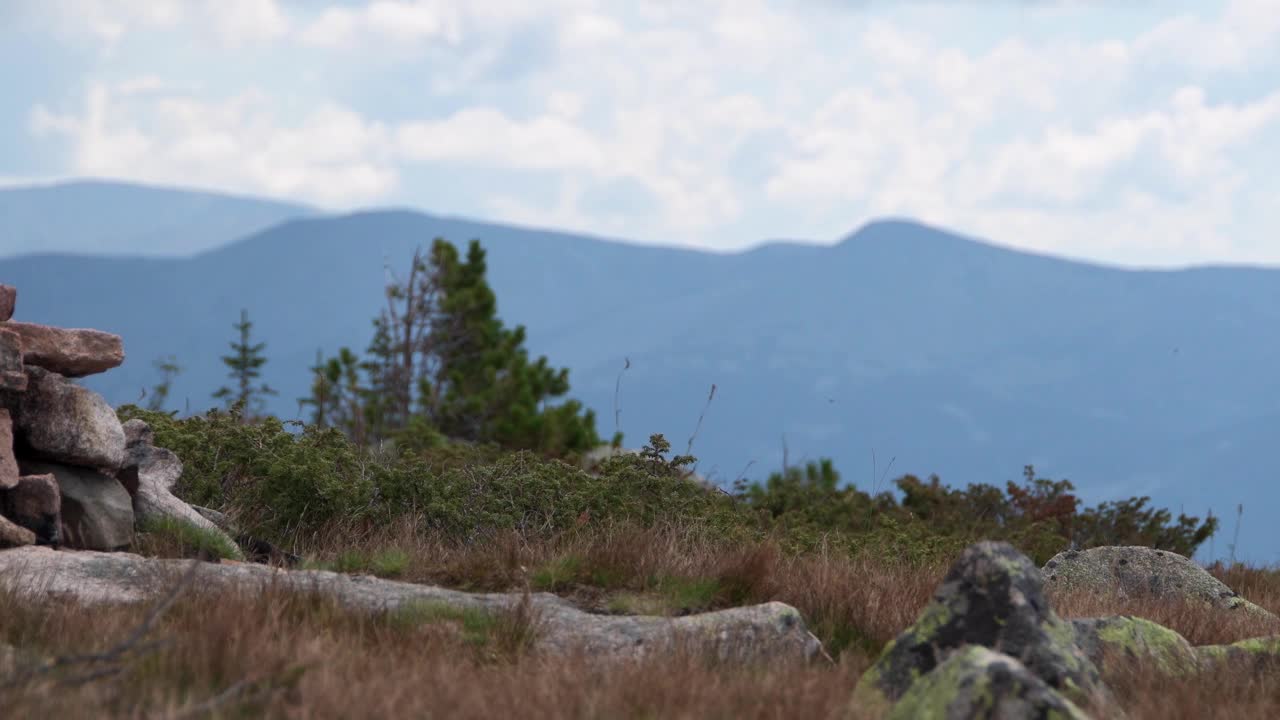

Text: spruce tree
xmin=212 ymin=309 xmax=276 ymax=422
xmin=426 ymin=238 xmax=599 ymax=456
xmin=302 ymin=238 xmax=600 ymax=458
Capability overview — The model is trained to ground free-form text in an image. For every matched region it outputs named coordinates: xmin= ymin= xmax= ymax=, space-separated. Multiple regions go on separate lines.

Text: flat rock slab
xmin=0 ymin=547 xmax=824 ymax=664
xmin=3 ymin=322 xmax=123 ymax=378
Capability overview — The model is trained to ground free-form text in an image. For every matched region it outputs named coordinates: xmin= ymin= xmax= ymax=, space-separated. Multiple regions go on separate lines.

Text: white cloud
xmin=396 ymin=108 xmax=607 ymax=172
xmin=14 ymin=0 xmax=1280 ymax=265
xmin=29 ymin=81 xmax=397 ymax=207
xmin=16 ymin=0 xmax=289 ymax=49
xmin=1136 ymin=0 xmax=1280 ymax=70
xmin=301 ymin=2 xmax=459 ymax=48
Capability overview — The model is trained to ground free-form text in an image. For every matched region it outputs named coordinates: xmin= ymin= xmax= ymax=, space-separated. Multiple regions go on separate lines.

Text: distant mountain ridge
xmin=0 ymin=179 xmax=317 ymax=257
xmin=1 ymin=186 xmax=1277 ymax=564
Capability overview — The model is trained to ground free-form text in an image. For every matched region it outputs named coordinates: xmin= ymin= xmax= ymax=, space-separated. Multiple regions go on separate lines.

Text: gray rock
xmin=19 ymin=460 xmax=133 ymax=551
xmin=0 ymin=547 xmax=824 ymax=664
xmin=122 ymin=418 xmax=154 ymax=448
xmin=1070 ymin=615 xmax=1199 ymax=676
xmin=0 ymin=473 xmax=60 ymax=545
xmin=4 ymin=367 xmax=126 ymax=470
xmin=1195 ymin=635 xmax=1280 ymax=673
xmin=887 ymin=645 xmax=1089 ymax=720
xmin=1042 ymin=545 xmax=1278 ymax=622
xmin=116 ymin=431 xmax=241 ymax=559
xmin=853 ymin=541 xmax=1106 ymax=712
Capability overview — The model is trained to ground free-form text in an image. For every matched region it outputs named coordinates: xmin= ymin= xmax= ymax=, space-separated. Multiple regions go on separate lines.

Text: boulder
xmin=1195 ymin=635 xmax=1280 ymax=673
xmin=5 ymin=367 xmax=126 ymax=470
xmin=0 ymin=547 xmax=825 ymax=664
xmin=0 ymin=329 xmax=25 ymax=392
xmin=853 ymin=541 xmax=1105 ymax=713
xmin=0 ymin=473 xmax=61 ymax=545
xmin=3 ymin=322 xmax=124 ymax=378
xmin=1042 ymin=546 xmax=1278 ymax=621
xmin=0 ymin=284 xmax=14 ymax=322
xmin=0 ymin=408 xmax=18 ymax=489
xmin=886 ymin=645 xmax=1089 ymax=720
xmin=19 ymin=460 xmax=133 ymax=551
xmin=122 ymin=418 xmax=155 ymax=447
xmin=1070 ymin=615 xmax=1199 ymax=676
xmin=0 ymin=513 xmax=35 ymax=547
xmin=117 ymin=422 xmax=242 ymax=559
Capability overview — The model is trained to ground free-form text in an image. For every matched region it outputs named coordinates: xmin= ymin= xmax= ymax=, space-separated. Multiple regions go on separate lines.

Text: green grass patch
xmin=531 ymin=555 xmax=584 ymax=591
xmin=655 ymin=576 xmax=722 ymax=613
xmin=133 ymin=516 xmax=243 ymax=561
xmin=389 ymin=600 xmax=496 ymax=646
xmin=307 ymin=548 xmax=412 ymax=578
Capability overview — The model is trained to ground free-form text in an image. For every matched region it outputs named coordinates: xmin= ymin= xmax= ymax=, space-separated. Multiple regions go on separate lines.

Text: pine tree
xmin=298 ymin=348 xmax=334 ymax=427
xmin=212 ymin=309 xmax=276 ymax=422
xmin=301 ymin=238 xmax=599 ymax=458
xmin=426 ymin=238 xmax=599 ymax=456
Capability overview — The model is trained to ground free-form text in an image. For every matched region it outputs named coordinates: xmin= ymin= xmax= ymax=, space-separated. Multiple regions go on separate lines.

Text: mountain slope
xmin=2 ymin=211 xmax=1277 ymax=563
xmin=0 ymin=179 xmax=317 ymax=257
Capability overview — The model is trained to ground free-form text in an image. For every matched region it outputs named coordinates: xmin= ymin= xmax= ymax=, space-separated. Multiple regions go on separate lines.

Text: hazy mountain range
xmin=1 ymin=181 xmax=1277 ymax=564
xmin=0 ymin=179 xmax=316 ymax=257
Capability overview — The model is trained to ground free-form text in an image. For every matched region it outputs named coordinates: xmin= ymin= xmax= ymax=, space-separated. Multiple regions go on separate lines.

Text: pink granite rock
xmin=0 ymin=329 xmax=25 ymax=392
xmin=0 ymin=285 xmax=14 ymax=322
xmin=0 ymin=409 xmax=17 ymax=489
xmin=0 ymin=473 xmax=60 ymax=545
xmin=0 ymin=514 xmax=35 ymax=547
xmin=6 ymin=367 xmax=126 ymax=470
xmin=4 ymin=321 xmax=124 ymax=377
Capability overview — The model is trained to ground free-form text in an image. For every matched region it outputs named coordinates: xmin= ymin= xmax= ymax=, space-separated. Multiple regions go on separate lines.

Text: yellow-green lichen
xmin=1093 ymin=616 xmax=1198 ymax=676
xmin=886 ymin=646 xmax=1089 ymax=720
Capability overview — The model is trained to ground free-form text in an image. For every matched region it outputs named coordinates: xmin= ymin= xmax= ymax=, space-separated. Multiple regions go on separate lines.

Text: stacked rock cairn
xmin=0 ymin=283 xmax=232 ymax=553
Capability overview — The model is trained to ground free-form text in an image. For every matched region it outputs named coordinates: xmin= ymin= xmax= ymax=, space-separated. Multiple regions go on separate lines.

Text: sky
xmin=2 ymin=0 xmax=1278 ymax=268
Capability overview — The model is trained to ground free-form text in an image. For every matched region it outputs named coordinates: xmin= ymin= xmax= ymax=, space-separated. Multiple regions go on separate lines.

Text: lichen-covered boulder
xmin=19 ymin=460 xmax=133 ymax=551
xmin=1195 ymin=635 xmax=1280 ymax=673
xmin=3 ymin=367 xmax=126 ymax=471
xmin=853 ymin=541 xmax=1105 ymax=713
xmin=1071 ymin=615 xmax=1199 ymax=676
xmin=1042 ymin=546 xmax=1278 ymax=623
xmin=887 ymin=645 xmax=1090 ymax=720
